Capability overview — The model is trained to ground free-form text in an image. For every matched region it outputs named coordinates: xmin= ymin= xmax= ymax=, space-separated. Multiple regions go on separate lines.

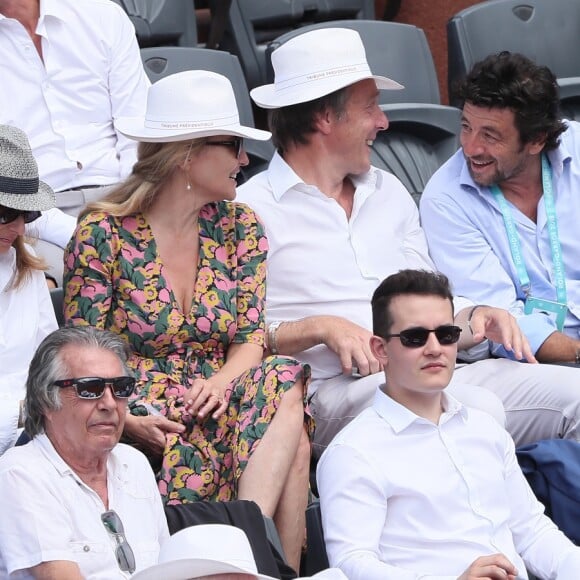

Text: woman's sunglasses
xmin=53 ymin=376 xmax=136 ymax=399
xmin=384 ymin=325 xmax=462 ymax=348
xmin=0 ymin=207 xmax=42 ymax=225
xmin=205 ymin=136 xmax=243 ymax=159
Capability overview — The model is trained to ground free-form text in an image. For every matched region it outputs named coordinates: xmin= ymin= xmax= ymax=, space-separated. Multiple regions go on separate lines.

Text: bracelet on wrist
xmin=267 ymin=321 xmax=283 ymax=355
xmin=575 ymin=349 xmax=580 ymax=365
xmin=466 ymin=304 xmax=487 ymax=335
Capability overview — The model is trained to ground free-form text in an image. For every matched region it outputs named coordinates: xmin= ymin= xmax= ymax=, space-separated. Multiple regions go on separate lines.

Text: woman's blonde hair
xmin=80 ymin=139 xmax=206 ymax=219
xmin=10 ymin=235 xmax=46 ymax=290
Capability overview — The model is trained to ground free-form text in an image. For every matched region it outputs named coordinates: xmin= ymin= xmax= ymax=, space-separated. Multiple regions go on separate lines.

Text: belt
xmin=62 ymin=184 xmax=102 ymax=192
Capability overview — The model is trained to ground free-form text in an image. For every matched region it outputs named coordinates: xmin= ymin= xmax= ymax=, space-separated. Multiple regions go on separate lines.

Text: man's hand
xmin=463 ymin=305 xmax=537 ymax=363
xmin=123 ymin=414 xmax=185 ymax=457
xmin=458 ymin=553 xmax=518 ymax=580
xmin=319 ymin=317 xmax=382 ymax=377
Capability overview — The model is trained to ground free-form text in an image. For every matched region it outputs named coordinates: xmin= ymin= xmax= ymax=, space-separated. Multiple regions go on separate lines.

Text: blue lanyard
xmin=491 ymin=154 xmax=567 ymax=304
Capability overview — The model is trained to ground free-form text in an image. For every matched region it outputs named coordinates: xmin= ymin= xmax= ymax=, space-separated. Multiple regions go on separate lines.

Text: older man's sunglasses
xmin=101 ymin=510 xmax=136 ymax=574
xmin=205 ymin=136 xmax=243 ymax=159
xmin=384 ymin=325 xmax=462 ymax=348
xmin=0 ymin=207 xmax=41 ymax=225
xmin=53 ymin=377 xmax=136 ymax=399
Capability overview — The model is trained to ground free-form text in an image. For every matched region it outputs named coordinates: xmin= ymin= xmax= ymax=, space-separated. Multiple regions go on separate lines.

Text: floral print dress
xmin=63 ymin=201 xmax=309 ymax=504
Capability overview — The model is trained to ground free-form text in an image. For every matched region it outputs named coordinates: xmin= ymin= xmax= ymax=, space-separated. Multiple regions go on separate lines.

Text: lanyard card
xmin=524 ymin=296 xmax=567 ymax=331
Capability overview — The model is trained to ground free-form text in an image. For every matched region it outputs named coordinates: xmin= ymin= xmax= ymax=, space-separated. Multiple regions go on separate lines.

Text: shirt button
xmin=76 ymin=161 xmax=83 ymax=170
xmin=83 ymin=545 xmax=90 ymax=552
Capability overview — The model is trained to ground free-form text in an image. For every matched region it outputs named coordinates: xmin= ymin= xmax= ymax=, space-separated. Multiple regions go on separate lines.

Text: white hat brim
xmin=115 ymin=117 xmax=271 ymax=143
xmin=130 ymin=558 xmax=278 ymax=580
xmin=0 ymin=180 xmax=56 ymax=211
xmin=251 ymin=72 xmax=403 ymax=109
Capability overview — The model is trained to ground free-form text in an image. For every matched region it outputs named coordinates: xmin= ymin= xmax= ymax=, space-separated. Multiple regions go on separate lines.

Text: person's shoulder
xmin=61 ymin=0 xmax=128 ymax=19
xmin=236 ymin=170 xmax=275 ymax=207
xmin=325 ymin=407 xmax=384 ymax=454
xmin=0 ymin=440 xmax=44 ymax=475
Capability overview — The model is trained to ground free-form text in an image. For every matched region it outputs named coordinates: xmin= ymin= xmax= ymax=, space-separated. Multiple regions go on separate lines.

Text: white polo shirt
xmin=0 ymin=434 xmax=169 ymax=578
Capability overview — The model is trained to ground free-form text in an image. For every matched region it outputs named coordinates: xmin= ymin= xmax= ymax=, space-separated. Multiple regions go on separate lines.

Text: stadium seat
xmin=111 ymin=0 xmax=198 ymax=47
xmin=209 ymin=0 xmax=375 ymax=90
xmin=447 ymin=0 xmax=580 ymax=118
xmin=140 ymin=46 xmax=275 ymax=183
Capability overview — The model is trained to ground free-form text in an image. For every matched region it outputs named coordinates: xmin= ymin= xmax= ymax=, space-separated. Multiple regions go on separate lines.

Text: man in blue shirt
xmin=422 ymin=52 xmax=580 ymax=365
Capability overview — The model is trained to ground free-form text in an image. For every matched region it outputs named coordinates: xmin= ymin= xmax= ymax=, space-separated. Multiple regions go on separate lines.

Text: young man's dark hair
xmin=371 ymin=269 xmax=454 ymax=338
xmin=454 ymin=51 xmax=566 ymax=151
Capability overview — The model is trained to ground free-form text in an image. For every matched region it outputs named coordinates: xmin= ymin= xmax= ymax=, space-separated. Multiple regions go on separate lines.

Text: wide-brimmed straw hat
xmin=131 ymin=524 xmax=278 ymax=580
xmin=251 ymin=28 xmax=404 ymax=109
xmin=115 ymin=70 xmax=271 ymax=143
xmin=0 ymin=125 xmax=55 ymax=211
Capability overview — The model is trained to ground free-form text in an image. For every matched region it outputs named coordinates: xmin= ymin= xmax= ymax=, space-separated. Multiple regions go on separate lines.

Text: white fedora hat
xmin=0 ymin=125 xmax=55 ymax=212
xmin=115 ymin=70 xmax=271 ymax=143
xmin=251 ymin=28 xmax=404 ymax=109
xmin=131 ymin=524 xmax=278 ymax=580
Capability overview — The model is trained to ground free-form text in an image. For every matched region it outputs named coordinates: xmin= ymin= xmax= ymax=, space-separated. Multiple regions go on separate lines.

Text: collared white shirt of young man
xmin=0 ymin=329 xmax=169 ymax=578
xmin=317 ymin=286 xmax=580 ymax=580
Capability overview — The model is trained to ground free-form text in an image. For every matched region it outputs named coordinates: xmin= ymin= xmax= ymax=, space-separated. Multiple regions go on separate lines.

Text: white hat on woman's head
xmin=0 ymin=125 xmax=55 ymax=211
xmin=130 ymin=524 xmax=278 ymax=580
xmin=115 ymin=70 xmax=271 ymax=143
xmin=250 ymin=28 xmax=404 ymax=109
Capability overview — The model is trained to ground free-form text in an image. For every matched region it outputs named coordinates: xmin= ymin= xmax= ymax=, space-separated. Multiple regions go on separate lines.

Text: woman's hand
xmin=184 ymin=378 xmax=229 ymax=421
xmin=123 ymin=413 xmax=186 ymax=457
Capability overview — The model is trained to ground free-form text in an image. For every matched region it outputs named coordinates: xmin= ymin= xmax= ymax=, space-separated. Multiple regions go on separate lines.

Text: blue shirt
xmin=420 ymin=121 xmax=580 ymax=354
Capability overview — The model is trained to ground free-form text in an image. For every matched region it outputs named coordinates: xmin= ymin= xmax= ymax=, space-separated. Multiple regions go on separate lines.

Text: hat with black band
xmin=0 ymin=124 xmax=55 ymax=211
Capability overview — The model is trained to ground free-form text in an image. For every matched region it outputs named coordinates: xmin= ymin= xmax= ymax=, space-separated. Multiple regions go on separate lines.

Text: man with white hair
xmin=236 ymin=27 xmax=580 ymax=456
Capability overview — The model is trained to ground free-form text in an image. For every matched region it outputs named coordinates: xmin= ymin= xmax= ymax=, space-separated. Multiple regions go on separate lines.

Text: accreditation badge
xmin=524 ymin=296 xmax=567 ymax=332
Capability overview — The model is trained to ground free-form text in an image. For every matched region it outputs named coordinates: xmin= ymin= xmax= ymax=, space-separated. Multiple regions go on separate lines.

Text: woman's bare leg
xmin=237 ymin=380 xmax=310 ymax=571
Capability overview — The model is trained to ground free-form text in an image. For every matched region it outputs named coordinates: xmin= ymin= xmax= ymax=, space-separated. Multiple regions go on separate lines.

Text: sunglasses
xmin=384 ymin=325 xmax=462 ymax=348
xmin=101 ymin=510 xmax=136 ymax=574
xmin=53 ymin=376 xmax=136 ymax=399
xmin=205 ymin=137 xmax=243 ymax=159
xmin=0 ymin=207 xmax=42 ymax=225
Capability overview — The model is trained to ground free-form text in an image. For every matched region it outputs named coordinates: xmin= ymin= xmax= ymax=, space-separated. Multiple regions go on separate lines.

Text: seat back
xmin=140 ymin=46 xmax=274 ymax=182
xmin=303 ymin=499 xmax=330 ymax=575
xmin=268 ymin=19 xmax=441 ymax=105
xmin=373 ymin=104 xmax=461 ymax=204
xmin=212 ymin=0 xmax=375 ymax=90
xmin=50 ymin=287 xmax=65 ymax=328
xmin=111 ymin=0 xmax=197 ymax=47
xmin=447 ymin=0 xmax=580 ymax=106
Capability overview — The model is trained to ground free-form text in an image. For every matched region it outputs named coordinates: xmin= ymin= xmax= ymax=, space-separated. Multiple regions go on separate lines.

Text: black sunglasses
xmin=101 ymin=510 xmax=136 ymax=574
xmin=0 ymin=207 xmax=42 ymax=225
xmin=384 ymin=325 xmax=462 ymax=348
xmin=205 ymin=137 xmax=243 ymax=159
xmin=53 ymin=376 xmax=136 ymax=399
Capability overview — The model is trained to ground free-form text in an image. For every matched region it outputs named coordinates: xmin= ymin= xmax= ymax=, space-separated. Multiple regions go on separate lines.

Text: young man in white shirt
xmin=317 ymin=268 xmax=580 ymax=580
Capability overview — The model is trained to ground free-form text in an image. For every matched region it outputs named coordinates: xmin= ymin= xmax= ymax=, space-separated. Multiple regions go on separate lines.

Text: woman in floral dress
xmin=63 ymin=71 xmax=310 ymax=571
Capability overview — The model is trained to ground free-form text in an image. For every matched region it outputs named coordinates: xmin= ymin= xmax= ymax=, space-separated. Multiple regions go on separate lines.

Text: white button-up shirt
xmin=237 ymin=153 xmax=483 ymax=389
xmin=0 ymin=0 xmax=149 ymax=192
xmin=317 ymin=389 xmax=580 ymax=579
xmin=0 ymin=434 xmax=169 ymax=578
xmin=421 ymin=121 xmax=580 ymax=354
xmin=0 ymin=247 xmax=57 ymax=454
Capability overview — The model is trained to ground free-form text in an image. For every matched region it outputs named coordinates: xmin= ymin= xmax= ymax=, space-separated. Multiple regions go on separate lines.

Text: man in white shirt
xmin=0 ymin=326 xmax=169 ymax=578
xmin=0 ymin=0 xmax=150 ymax=282
xmin=236 ymin=27 xmax=580 ymax=457
xmin=317 ymin=268 xmax=580 ymax=580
